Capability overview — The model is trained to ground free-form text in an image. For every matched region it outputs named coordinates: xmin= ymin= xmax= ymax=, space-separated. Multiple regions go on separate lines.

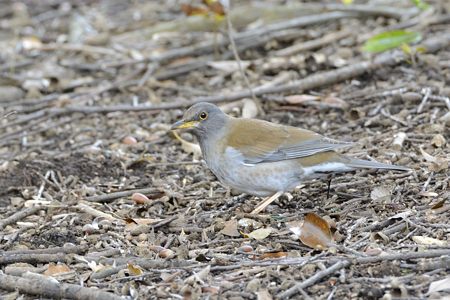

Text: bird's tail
xmin=341 ymin=156 xmax=410 ymax=171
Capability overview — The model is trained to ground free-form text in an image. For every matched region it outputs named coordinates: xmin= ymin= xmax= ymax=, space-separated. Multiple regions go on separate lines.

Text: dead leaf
xmin=431 ymin=199 xmax=446 ymax=209
xmin=431 ymin=134 xmax=446 ymax=148
xmin=248 ymin=227 xmax=272 ymax=240
xmin=125 ymin=217 xmax=161 ymax=231
xmin=172 ymin=131 xmax=202 ymax=161
xmin=87 ymin=261 xmax=105 ymax=272
xmin=258 ymin=252 xmax=288 ymax=260
xmin=370 ymin=186 xmax=391 ymax=203
xmin=127 ymin=263 xmax=143 ymax=276
xmin=427 ymin=277 xmax=450 ymax=294
xmin=321 ymin=95 xmax=349 ymax=109
xmin=420 ymin=147 xmax=449 ymax=172
xmin=242 ymin=99 xmax=258 ymax=118
xmin=181 ymin=4 xmax=209 ymax=16
xmin=44 ymin=263 xmax=71 ymax=276
xmin=289 ymin=213 xmax=333 ymax=250
xmin=220 ymin=219 xmax=240 ymax=237
xmin=412 ymin=236 xmax=448 ymax=247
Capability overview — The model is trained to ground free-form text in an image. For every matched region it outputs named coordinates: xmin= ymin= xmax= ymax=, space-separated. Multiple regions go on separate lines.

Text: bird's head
xmin=171 ymin=102 xmax=228 ymax=139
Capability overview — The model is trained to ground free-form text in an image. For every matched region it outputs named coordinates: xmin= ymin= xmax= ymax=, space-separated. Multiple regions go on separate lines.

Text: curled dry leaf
xmin=289 ymin=213 xmax=333 ymax=250
xmin=220 ymin=219 xmax=240 ymax=237
xmin=419 ymin=147 xmax=448 ymax=172
xmin=431 ymin=134 xmax=446 ymax=148
xmin=172 ymin=131 xmax=202 ymax=161
xmin=127 ymin=263 xmax=143 ymax=276
xmin=44 ymin=263 xmax=71 ymax=276
xmin=242 ymin=99 xmax=258 ymax=119
xmin=159 ymin=249 xmax=175 ymax=259
xmin=412 ymin=236 xmax=448 ymax=247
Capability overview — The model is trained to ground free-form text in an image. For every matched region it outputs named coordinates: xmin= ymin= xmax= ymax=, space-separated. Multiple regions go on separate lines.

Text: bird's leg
xmin=326 ymin=175 xmax=333 ymax=199
xmin=251 ymin=191 xmax=284 ymax=214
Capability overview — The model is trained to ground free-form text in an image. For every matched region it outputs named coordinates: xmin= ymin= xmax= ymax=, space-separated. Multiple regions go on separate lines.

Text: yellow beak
xmin=170 ymin=120 xmax=199 ymax=130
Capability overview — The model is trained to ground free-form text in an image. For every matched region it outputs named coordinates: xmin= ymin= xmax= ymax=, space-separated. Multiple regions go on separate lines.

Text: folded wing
xmin=225 ymin=119 xmax=351 ymax=165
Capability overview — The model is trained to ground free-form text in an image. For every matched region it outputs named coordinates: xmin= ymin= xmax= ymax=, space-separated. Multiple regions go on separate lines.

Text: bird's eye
xmin=199 ymin=111 xmax=208 ymax=120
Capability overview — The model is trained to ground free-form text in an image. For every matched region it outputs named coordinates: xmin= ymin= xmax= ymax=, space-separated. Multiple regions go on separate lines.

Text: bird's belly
xmin=209 ymin=159 xmax=302 ymax=197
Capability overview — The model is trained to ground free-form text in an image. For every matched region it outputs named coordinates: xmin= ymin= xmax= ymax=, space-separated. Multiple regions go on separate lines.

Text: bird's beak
xmin=170 ymin=120 xmax=199 ymax=130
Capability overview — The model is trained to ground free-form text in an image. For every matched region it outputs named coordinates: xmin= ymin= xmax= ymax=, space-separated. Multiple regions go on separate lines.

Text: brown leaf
xmin=181 ymin=4 xmax=209 ymax=16
xmin=44 ymin=263 xmax=71 ymax=276
xmin=431 ymin=199 xmax=446 ymax=209
xmin=290 ymin=213 xmax=333 ymax=250
xmin=220 ymin=219 xmax=240 ymax=237
xmin=258 ymin=252 xmax=288 ymax=260
xmin=205 ymin=0 xmax=225 ymax=16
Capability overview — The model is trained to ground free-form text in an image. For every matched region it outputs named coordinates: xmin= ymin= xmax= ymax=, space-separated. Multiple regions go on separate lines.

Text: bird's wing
xmin=225 ymin=118 xmax=351 ymax=165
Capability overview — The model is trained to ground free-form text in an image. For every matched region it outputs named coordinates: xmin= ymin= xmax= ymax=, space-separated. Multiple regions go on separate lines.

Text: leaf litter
xmin=0 ymin=0 xmax=449 ymax=299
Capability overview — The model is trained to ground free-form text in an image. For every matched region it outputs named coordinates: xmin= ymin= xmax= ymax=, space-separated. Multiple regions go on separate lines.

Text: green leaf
xmin=409 ymin=0 xmax=430 ymax=10
xmin=362 ymin=30 xmax=422 ymax=53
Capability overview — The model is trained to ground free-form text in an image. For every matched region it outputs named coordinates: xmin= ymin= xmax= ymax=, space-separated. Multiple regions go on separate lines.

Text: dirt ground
xmin=0 ymin=0 xmax=449 ymax=299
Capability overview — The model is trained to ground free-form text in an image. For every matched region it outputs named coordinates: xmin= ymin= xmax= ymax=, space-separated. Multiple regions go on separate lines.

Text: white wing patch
xmin=302 ymin=162 xmax=352 ymax=177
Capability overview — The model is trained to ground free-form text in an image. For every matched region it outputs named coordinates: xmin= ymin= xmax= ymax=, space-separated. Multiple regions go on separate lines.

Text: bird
xmin=171 ymin=102 xmax=410 ymax=213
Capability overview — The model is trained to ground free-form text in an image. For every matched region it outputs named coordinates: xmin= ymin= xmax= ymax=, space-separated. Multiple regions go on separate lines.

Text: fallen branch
xmin=43 ymin=32 xmax=450 ymax=114
xmin=1 ymin=245 xmax=88 ymax=256
xmin=85 ymin=187 xmax=162 ymax=203
xmin=0 ymin=206 xmax=43 ymax=231
xmin=279 ymin=260 xmax=351 ymax=299
xmin=279 ymin=249 xmax=450 ymax=298
xmin=0 ymin=272 xmax=122 ymax=300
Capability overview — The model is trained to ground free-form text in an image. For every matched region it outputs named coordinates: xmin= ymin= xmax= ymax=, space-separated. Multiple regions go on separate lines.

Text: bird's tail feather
xmin=342 ymin=157 xmax=410 ymax=171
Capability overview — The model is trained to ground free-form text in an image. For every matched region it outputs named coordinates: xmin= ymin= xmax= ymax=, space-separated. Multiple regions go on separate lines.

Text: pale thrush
xmin=171 ymin=102 xmax=409 ymax=213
